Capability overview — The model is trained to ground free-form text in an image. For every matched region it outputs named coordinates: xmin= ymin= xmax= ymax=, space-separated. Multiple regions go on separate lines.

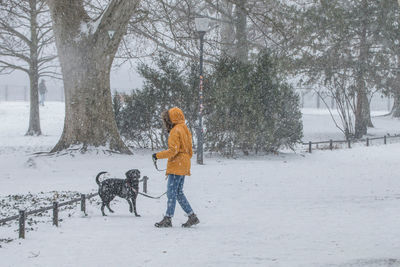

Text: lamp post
xmin=194 ymin=17 xmax=208 ymax=165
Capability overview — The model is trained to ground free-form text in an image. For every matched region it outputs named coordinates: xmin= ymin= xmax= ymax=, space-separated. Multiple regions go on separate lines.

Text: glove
xmin=152 ymin=153 xmax=157 ymax=161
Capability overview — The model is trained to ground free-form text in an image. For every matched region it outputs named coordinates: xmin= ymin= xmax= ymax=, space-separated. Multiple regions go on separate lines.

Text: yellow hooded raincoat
xmin=156 ymin=107 xmax=193 ymax=176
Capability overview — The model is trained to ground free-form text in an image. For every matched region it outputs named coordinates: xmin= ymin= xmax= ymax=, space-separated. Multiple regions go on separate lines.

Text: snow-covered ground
xmin=301 ymin=108 xmax=400 ymax=142
xmin=1 ymin=102 xmax=400 ymax=267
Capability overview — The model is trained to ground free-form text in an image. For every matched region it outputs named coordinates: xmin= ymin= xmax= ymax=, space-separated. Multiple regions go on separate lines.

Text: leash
xmin=127 ymin=183 xmax=166 ymax=199
xmin=152 ymin=157 xmax=166 ymax=172
xmin=138 ymin=191 xmax=167 ymax=199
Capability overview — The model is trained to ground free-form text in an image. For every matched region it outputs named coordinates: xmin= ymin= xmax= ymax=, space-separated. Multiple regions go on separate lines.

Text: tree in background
xmin=206 ymin=51 xmax=303 ymax=156
xmin=126 ymin=0 xmax=291 ymax=64
xmin=0 ymin=0 xmax=57 ymax=135
xmin=46 ymin=0 xmax=141 ymax=153
xmin=114 ymin=51 xmax=302 ymax=157
xmin=113 ymin=89 xmax=158 ymax=149
xmin=290 ymin=0 xmax=391 ymax=139
xmin=377 ymin=0 xmax=400 ymax=118
xmin=114 ymin=52 xmax=201 ymax=150
xmin=119 ymin=0 xmax=293 ymax=152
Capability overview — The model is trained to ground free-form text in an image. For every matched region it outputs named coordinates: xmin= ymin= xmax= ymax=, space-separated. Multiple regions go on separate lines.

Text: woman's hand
xmin=152 ymin=153 xmax=157 ymax=161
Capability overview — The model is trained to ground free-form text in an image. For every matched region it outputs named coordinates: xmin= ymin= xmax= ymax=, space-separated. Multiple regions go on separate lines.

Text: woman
xmin=152 ymin=107 xmax=200 ymax=228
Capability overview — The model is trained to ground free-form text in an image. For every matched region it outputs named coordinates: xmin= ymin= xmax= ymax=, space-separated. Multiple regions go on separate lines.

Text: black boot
xmin=182 ymin=214 xmax=200 ymax=228
xmin=155 ymin=216 xmax=172 ymax=228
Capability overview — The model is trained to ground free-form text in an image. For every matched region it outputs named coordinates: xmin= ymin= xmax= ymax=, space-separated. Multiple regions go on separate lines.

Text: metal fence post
xmin=348 ymin=139 xmax=351 ymax=148
xmin=142 ymin=176 xmax=149 ymax=193
xmin=81 ymin=194 xmax=87 ymax=216
xmin=366 ymin=138 xmax=369 ymax=147
xmin=19 ymin=210 xmax=26 ymax=239
xmin=308 ymin=141 xmax=312 ymax=153
xmin=384 ymin=135 xmax=387 ymax=145
xmin=53 ymin=202 xmax=59 ymax=227
xmin=329 ymin=139 xmax=333 ymax=150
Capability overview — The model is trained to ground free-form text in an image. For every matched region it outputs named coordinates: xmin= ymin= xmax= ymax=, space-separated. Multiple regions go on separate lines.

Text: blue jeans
xmin=165 ymin=174 xmax=194 ymax=217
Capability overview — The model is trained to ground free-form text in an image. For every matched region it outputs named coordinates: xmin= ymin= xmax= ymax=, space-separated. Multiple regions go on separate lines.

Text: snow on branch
xmin=93 ymin=0 xmax=140 ymax=42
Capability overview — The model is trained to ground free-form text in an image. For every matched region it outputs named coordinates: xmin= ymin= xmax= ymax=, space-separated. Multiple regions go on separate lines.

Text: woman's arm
xmin=156 ymin=129 xmax=180 ymax=159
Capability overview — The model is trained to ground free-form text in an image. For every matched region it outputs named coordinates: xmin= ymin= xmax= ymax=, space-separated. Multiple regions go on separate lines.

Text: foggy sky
xmin=0 ymin=63 xmax=143 ymax=94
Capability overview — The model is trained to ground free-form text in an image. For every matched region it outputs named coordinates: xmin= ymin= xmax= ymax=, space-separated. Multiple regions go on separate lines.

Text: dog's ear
xmin=125 ymin=169 xmax=140 ymax=179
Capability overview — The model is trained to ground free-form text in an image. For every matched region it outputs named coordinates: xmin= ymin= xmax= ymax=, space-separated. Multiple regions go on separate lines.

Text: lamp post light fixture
xmin=194 ymin=17 xmax=209 ymax=165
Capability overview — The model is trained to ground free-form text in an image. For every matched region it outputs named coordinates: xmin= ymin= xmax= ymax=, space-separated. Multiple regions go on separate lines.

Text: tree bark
xmin=363 ymin=93 xmax=373 ymax=127
xmin=391 ymin=89 xmax=400 ymax=117
xmin=354 ymin=0 xmax=369 ymax=138
xmin=26 ymin=73 xmax=41 ymax=135
xmin=220 ymin=1 xmax=235 ymax=57
xmin=47 ymin=0 xmax=140 ymax=153
xmin=390 ymin=58 xmax=400 ymax=118
xmin=354 ymin=87 xmax=368 ymax=139
xmin=234 ymin=1 xmax=248 ymax=63
xmin=26 ymin=0 xmax=42 ymax=136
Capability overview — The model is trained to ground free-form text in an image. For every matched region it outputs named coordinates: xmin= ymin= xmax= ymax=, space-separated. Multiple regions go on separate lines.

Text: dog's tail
xmin=96 ymin=171 xmax=108 ymax=186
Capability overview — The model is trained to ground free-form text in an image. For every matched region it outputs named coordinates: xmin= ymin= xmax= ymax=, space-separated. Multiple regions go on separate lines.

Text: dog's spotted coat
xmin=96 ymin=169 xmax=141 ymax=217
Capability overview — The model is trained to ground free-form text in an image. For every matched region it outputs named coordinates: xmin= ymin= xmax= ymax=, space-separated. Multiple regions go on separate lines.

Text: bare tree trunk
xmin=52 ymin=49 xmax=127 ymax=152
xmin=1 ymin=0 xmax=57 ymax=136
xmin=354 ymin=87 xmax=368 ymax=138
xmin=354 ymin=0 xmax=369 ymax=138
xmin=390 ymin=58 xmax=400 ymax=118
xmin=47 ymin=0 xmax=140 ymax=153
xmin=391 ymin=89 xmax=400 ymax=117
xmin=26 ymin=73 xmax=41 ymax=135
xmin=220 ymin=1 xmax=235 ymax=57
xmin=363 ymin=93 xmax=373 ymax=127
xmin=234 ymin=1 xmax=248 ymax=63
xmin=26 ymin=0 xmax=42 ymax=136
xmin=219 ymin=1 xmax=248 ymax=61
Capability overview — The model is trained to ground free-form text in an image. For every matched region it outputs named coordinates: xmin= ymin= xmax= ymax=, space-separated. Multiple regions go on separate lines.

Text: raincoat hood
xmin=169 ymin=107 xmax=185 ymax=124
xmin=156 ymin=106 xmax=193 ymax=176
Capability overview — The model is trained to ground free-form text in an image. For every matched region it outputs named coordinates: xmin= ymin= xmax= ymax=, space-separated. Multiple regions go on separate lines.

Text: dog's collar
xmin=126 ymin=181 xmax=138 ymax=194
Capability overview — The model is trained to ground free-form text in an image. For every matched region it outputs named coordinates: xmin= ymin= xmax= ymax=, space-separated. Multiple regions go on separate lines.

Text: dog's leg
xmin=101 ymin=203 xmax=107 ymax=216
xmin=127 ymin=199 xmax=133 ymax=213
xmin=106 ymin=203 xmax=114 ymax=213
xmin=132 ymin=197 xmax=140 ymax=217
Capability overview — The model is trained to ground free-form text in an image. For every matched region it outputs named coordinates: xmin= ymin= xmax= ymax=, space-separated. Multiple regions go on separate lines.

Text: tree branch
xmin=0 ymin=59 xmax=29 ymax=74
xmin=0 ymin=20 xmax=31 ymax=45
xmin=93 ymin=0 xmax=141 ymax=54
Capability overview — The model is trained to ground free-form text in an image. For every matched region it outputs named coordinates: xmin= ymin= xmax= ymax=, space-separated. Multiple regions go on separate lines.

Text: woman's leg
xmin=176 ymin=175 xmax=194 ymax=215
xmin=165 ymin=174 xmax=179 ymax=217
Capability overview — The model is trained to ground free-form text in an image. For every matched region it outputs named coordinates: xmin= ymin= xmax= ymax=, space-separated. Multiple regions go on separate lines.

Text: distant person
xmin=39 ymin=79 xmax=47 ymax=106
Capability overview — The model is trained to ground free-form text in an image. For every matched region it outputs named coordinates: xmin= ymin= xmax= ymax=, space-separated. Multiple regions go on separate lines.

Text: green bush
xmin=113 ymin=53 xmax=201 ymax=149
xmin=205 ymin=51 xmax=303 ymax=156
xmin=113 ymin=50 xmax=303 ymax=156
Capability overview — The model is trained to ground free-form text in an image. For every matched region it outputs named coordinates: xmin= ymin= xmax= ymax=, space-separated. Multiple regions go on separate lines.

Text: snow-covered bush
xmin=113 ymin=53 xmax=202 ymax=149
xmin=205 ymin=51 xmax=303 ymax=156
xmin=113 ymin=51 xmax=302 ymax=156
